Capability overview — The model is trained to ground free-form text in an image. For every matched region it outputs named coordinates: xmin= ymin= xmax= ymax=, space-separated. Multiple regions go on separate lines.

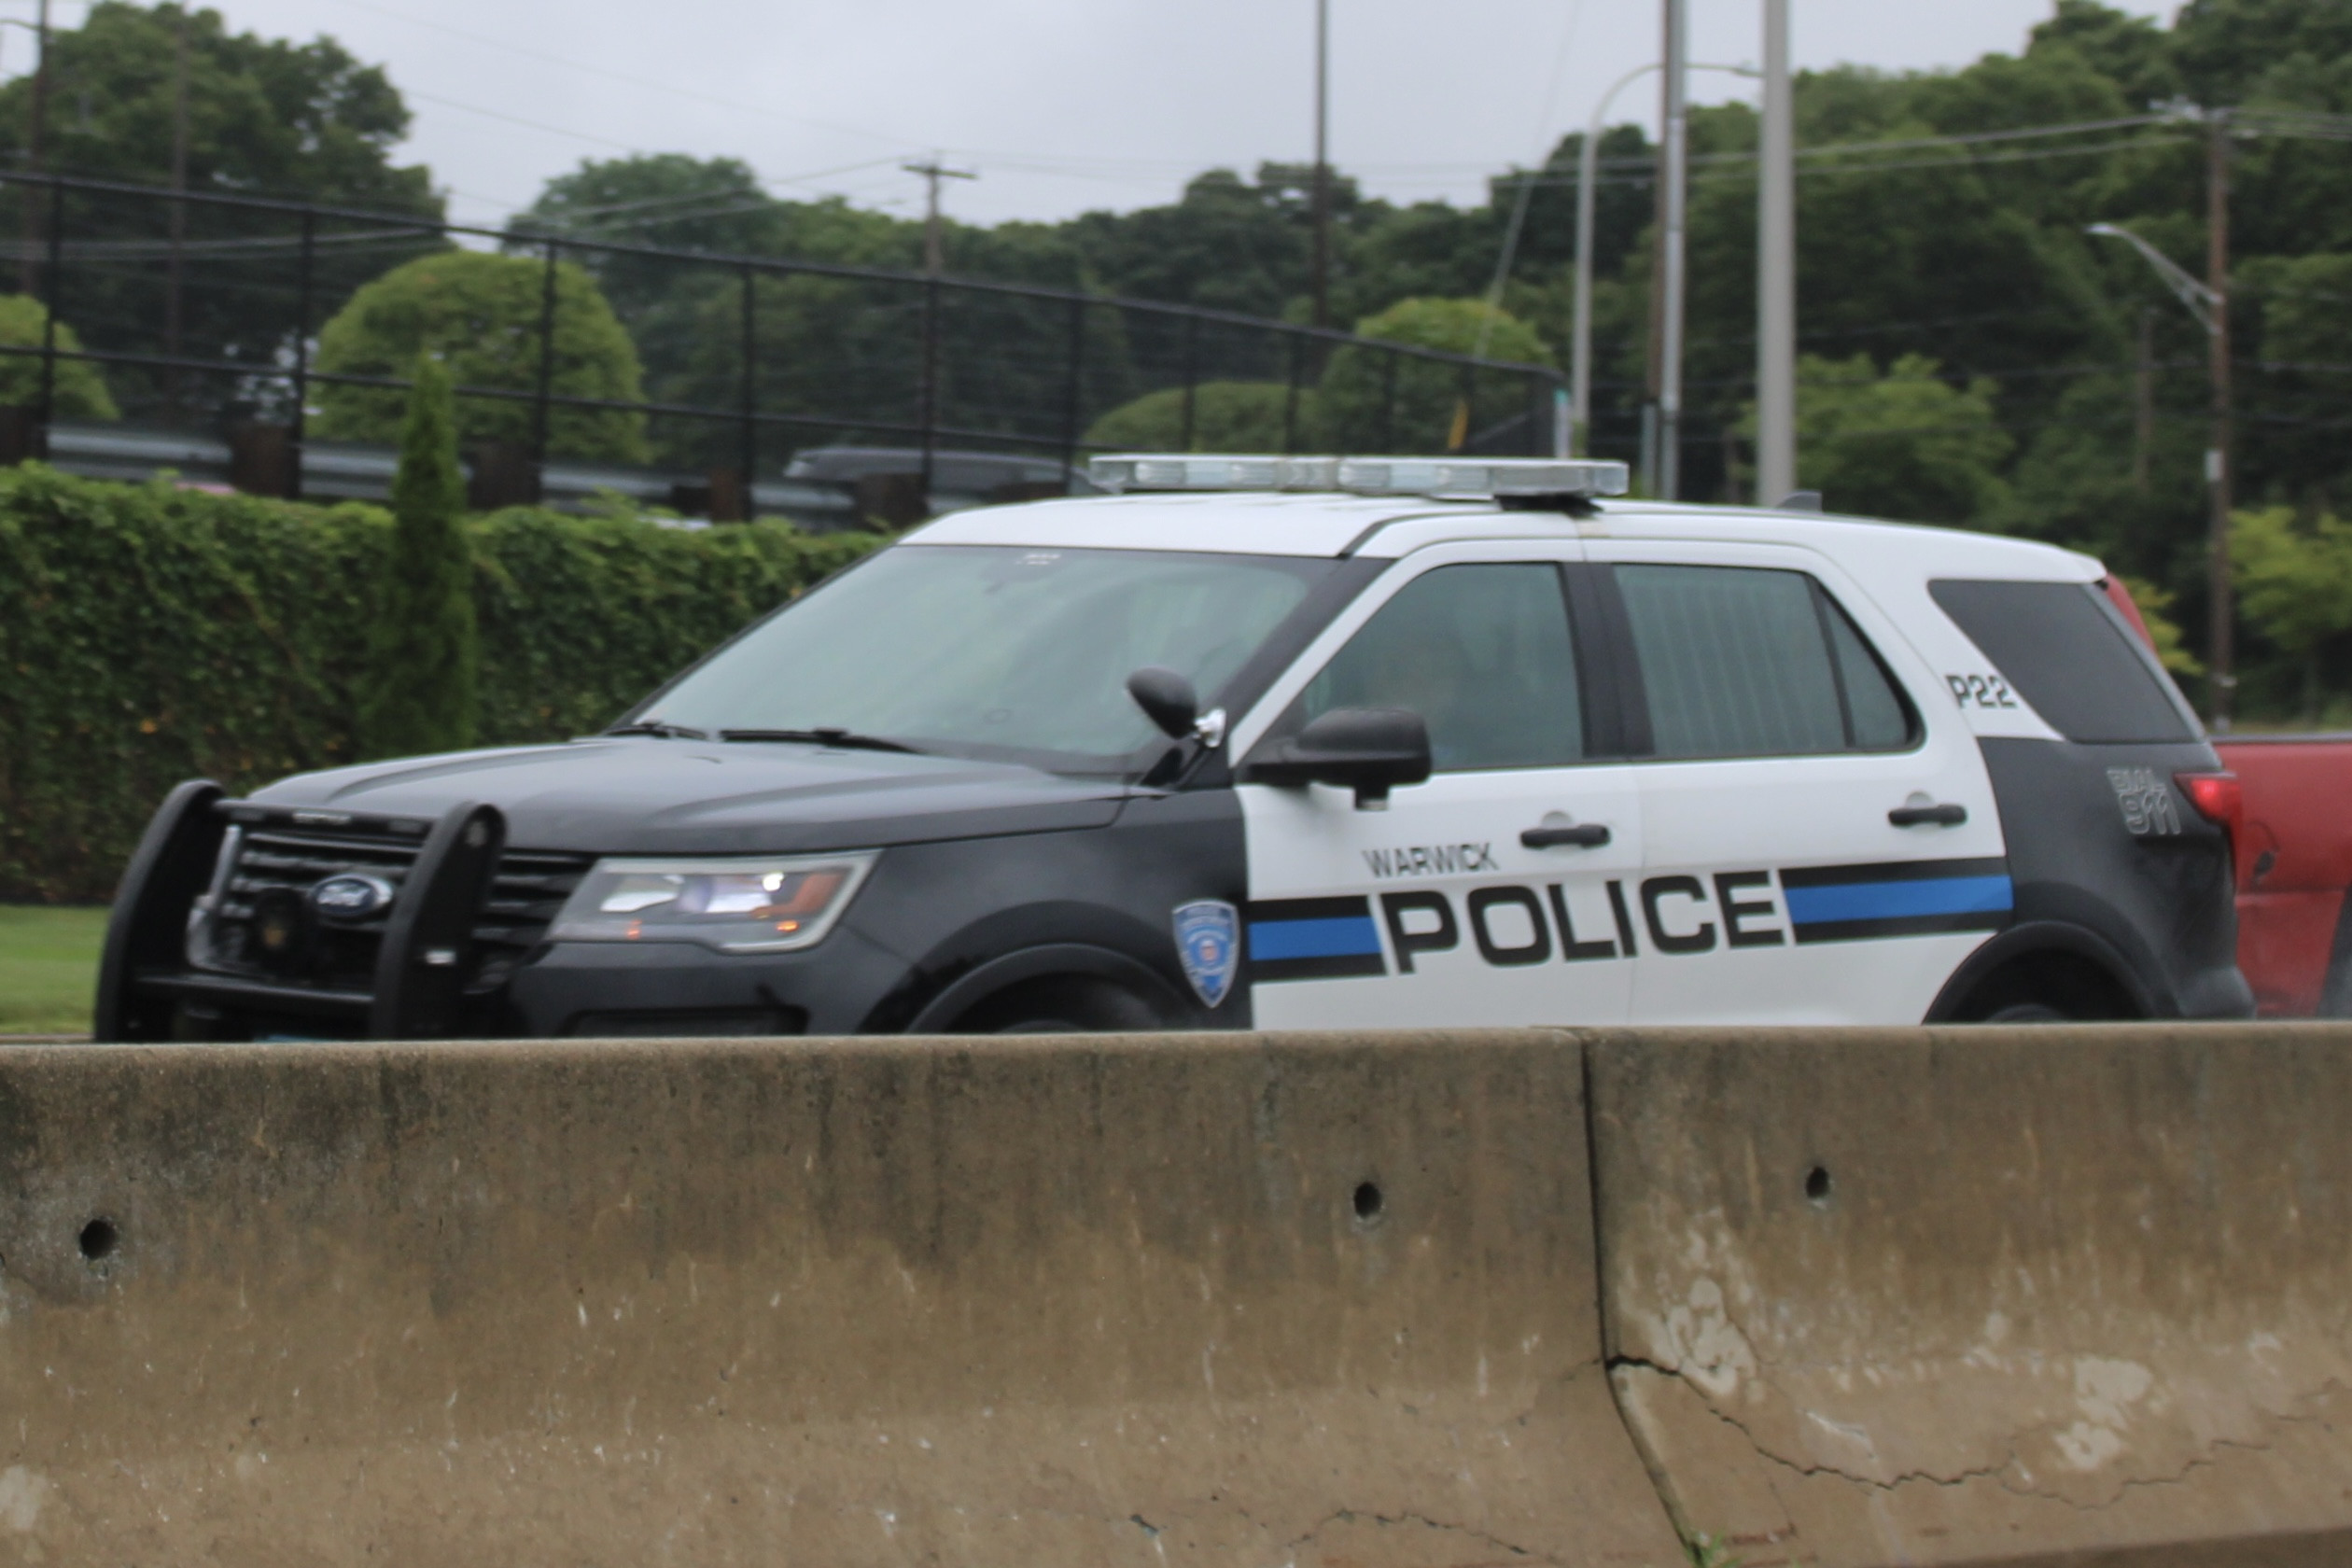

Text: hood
xmin=247 ymin=738 xmax=1128 ymax=853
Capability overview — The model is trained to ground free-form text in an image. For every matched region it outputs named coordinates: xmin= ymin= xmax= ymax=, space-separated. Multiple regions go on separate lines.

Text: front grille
xmin=469 ymin=848 xmax=595 ymax=993
xmin=200 ymin=814 xmax=590 ymax=996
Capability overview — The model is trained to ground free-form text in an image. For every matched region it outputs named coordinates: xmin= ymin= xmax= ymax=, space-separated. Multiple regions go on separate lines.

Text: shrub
xmin=357 ymin=354 xmax=477 ymax=759
xmin=1083 ymin=380 xmax=1319 ymax=454
xmin=311 ymin=249 xmax=651 ymax=463
xmin=0 ymin=467 xmax=875 ymax=902
xmin=1319 ymin=297 xmax=1552 ymax=454
xmin=0 ymin=294 xmax=119 ymax=419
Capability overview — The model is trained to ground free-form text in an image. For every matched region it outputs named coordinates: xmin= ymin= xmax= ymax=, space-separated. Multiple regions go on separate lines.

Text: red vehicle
xmin=2107 ymin=581 xmax=2352 ymax=1017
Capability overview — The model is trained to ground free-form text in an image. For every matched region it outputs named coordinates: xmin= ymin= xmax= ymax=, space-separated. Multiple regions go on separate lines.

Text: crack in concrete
xmin=1279 ymin=1505 xmax=1544 ymax=1564
xmin=1613 ymin=1354 xmax=2346 ymax=1517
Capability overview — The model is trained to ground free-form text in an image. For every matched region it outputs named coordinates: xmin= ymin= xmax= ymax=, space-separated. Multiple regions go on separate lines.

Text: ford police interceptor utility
xmin=95 ymin=455 xmax=2251 ymax=1042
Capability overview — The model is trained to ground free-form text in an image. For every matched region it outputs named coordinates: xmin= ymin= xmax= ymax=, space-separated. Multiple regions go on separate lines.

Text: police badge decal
xmin=1171 ymin=900 xmax=1240 ymax=1008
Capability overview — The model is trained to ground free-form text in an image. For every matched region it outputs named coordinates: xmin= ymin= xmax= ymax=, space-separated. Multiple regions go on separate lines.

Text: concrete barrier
xmin=1588 ymin=1024 xmax=2352 ymax=1567
xmin=0 ymin=1031 xmax=1680 ymax=1565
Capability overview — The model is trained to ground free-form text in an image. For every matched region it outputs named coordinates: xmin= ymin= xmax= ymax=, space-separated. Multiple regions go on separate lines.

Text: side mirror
xmin=1126 ymin=666 xmax=1198 ymax=740
xmin=1240 ymin=707 xmax=1433 ymax=810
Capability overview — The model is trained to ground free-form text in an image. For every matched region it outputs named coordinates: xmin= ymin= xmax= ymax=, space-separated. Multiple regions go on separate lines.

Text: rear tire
xmin=1950 ymin=950 xmax=2137 ymax=1024
xmin=953 ymin=976 xmax=1165 ymax=1034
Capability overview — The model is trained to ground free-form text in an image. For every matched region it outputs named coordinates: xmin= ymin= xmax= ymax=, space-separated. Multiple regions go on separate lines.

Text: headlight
xmin=549 ymin=851 xmax=878 ymax=954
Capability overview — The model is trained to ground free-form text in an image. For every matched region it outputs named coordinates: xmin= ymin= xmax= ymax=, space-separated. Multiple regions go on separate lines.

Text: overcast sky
xmin=18 ymin=0 xmax=2176 ymax=229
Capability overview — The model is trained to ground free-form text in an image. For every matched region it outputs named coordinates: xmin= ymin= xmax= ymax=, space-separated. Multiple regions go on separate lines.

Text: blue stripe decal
xmin=1784 ymin=875 xmax=2014 ymax=927
xmin=1249 ymin=916 xmax=1384 ymax=961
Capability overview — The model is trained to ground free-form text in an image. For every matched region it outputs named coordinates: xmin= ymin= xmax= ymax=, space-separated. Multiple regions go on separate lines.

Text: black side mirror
xmin=1239 ymin=707 xmax=1433 ymax=810
xmin=1126 ymin=666 xmax=1198 ymax=740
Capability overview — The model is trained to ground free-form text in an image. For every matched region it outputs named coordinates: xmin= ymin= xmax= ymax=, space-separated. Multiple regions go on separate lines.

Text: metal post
xmin=18 ymin=0 xmax=48 ymax=297
xmin=530 ymin=238 xmax=559 ymax=467
xmin=2134 ymin=305 xmax=2154 ymax=493
xmin=35 ymin=176 xmax=62 ymax=436
xmin=1281 ymin=333 xmax=1303 ymax=455
xmin=1057 ymin=296 xmax=1087 ymax=481
xmin=737 ymin=263 xmax=757 ymax=504
xmin=1755 ymin=0 xmax=1796 ymax=505
xmin=917 ymin=274 xmax=940 ymax=497
xmin=1451 ymin=361 xmax=1476 ymax=452
xmin=165 ymin=8 xmax=190 ymax=378
xmin=289 ymin=209 xmax=314 ymax=499
xmin=1379 ymin=347 xmax=1399 ymax=452
xmin=1652 ymin=0 xmax=1688 ymax=500
xmin=2205 ymin=112 xmax=2235 ymax=731
xmin=1178 ymin=311 xmax=1200 ymax=452
xmin=1310 ymin=0 xmax=1330 ymax=330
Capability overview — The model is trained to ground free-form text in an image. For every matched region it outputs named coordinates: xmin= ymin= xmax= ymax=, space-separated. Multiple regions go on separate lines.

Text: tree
xmin=1318 ymin=298 xmax=1552 ymax=455
xmin=0 ymin=4 xmax=442 ymax=420
xmin=2232 ymin=507 xmax=2352 ymax=719
xmin=357 ymin=355 xmax=476 ymax=760
xmin=313 ymin=251 xmax=650 ymax=463
xmin=0 ymin=2 xmax=432 ymax=207
xmin=1767 ymin=354 xmax=2013 ymax=525
xmin=1084 ymin=382 xmax=1314 ymax=454
xmin=0 ymin=297 xmax=119 ymax=419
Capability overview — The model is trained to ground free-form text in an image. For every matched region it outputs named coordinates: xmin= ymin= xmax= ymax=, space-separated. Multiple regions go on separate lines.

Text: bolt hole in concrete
xmin=1352 ymin=1181 xmax=1384 ymax=1224
xmin=1804 ymin=1166 xmax=1833 ymax=1205
xmin=77 ymin=1217 xmax=119 ymax=1263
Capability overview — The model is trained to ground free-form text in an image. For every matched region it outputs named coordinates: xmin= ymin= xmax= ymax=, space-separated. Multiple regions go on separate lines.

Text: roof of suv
xmin=907 ymin=490 xmax=2107 ymax=583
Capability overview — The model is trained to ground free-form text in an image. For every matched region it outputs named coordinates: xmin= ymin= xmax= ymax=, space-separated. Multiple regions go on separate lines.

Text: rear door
xmin=1233 ymin=540 xmax=1644 ymax=1029
xmin=1581 ymin=539 xmax=2008 ymax=1024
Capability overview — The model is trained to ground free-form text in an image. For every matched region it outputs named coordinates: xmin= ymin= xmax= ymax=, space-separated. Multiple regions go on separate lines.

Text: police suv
xmin=96 ymin=455 xmax=2251 ymax=1042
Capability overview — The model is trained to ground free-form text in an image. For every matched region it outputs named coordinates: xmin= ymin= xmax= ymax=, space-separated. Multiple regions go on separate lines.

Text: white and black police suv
xmin=96 ymin=455 xmax=2250 ymax=1041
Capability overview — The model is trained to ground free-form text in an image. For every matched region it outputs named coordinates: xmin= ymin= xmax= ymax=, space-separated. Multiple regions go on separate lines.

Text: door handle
xmin=1888 ymin=802 xmax=1967 ymax=827
xmin=1521 ymin=822 xmax=1612 ymax=848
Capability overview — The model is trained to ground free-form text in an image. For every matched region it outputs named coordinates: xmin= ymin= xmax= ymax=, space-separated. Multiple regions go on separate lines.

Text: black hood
xmin=247 ymin=738 xmax=1129 ymax=853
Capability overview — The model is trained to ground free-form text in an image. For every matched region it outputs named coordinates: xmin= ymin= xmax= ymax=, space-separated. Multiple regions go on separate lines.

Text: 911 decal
xmin=1247 ymin=857 xmax=2011 ymax=982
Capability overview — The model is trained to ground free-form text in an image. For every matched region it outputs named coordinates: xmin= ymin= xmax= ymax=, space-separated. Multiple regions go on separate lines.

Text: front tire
xmin=953 ymin=976 xmax=1165 ymax=1034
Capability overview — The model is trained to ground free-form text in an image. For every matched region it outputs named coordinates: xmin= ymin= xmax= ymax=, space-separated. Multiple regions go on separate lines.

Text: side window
xmin=1614 ymin=564 xmax=1918 ymax=760
xmin=1281 ymin=563 xmax=1584 ymax=772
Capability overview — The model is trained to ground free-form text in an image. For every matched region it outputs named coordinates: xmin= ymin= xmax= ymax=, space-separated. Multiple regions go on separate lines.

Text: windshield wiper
xmin=606 ymin=721 xmax=709 ymax=739
xmin=720 ymin=727 xmax=920 ymax=754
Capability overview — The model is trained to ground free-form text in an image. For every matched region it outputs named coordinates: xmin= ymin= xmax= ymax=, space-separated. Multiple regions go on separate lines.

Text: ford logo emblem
xmin=310 ymin=874 xmax=396 ymax=922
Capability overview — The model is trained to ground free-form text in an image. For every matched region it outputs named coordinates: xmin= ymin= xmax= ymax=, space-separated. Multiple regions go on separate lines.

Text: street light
xmin=2087 ymin=219 xmax=2234 ymax=726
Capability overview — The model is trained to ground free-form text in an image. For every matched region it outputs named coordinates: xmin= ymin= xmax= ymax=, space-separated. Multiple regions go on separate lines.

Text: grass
xmin=0 ymin=905 xmax=105 ymax=1036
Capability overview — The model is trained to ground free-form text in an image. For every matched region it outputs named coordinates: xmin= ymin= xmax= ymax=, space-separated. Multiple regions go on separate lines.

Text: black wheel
xmin=1949 ymin=950 xmax=2136 ymax=1025
xmin=1981 ymin=1001 xmax=2069 ymax=1024
xmin=954 ymin=976 xmax=1164 ymax=1034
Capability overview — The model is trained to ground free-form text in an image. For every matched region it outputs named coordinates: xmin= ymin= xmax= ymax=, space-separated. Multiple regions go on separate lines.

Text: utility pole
xmin=2133 ymin=305 xmax=2155 ymax=493
xmin=904 ymin=157 xmax=973 ymax=511
xmin=167 ymin=7 xmax=190 ymax=377
xmin=1755 ymin=0 xmax=1796 ymax=506
xmin=1310 ymin=0 xmax=1330 ymax=329
xmin=903 ymin=156 xmax=974 ymax=276
xmin=19 ymin=0 xmax=49 ymax=297
xmin=2204 ymin=110 xmax=2235 ymax=731
xmin=1645 ymin=0 xmax=1688 ymax=499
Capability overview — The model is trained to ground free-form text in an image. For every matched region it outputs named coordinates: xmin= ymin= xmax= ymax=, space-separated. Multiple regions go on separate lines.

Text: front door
xmin=1583 ymin=540 xmax=2008 ymax=1024
xmin=1233 ymin=545 xmax=1643 ymax=1029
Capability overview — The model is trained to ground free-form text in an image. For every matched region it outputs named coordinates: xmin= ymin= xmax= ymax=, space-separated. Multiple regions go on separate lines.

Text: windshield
xmin=637 ymin=544 xmax=1335 ymax=773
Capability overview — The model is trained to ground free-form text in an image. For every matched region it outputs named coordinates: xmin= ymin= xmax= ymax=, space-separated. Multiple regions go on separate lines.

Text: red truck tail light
xmin=2175 ymin=770 xmax=2242 ymax=837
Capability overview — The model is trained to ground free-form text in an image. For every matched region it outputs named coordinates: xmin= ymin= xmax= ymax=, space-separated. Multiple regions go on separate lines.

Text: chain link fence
xmin=0 ymin=172 xmax=1566 ymax=526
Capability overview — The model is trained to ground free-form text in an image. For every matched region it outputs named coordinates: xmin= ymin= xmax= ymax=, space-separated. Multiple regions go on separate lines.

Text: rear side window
xmin=1928 ymin=579 xmax=2197 ymax=744
xmin=1614 ymin=564 xmax=1918 ymax=760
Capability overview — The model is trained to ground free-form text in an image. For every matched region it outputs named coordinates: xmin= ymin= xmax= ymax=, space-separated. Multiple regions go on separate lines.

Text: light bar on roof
xmin=1087 ymin=453 xmax=1630 ymax=499
xmin=1090 ymin=455 xmax=1339 ymax=492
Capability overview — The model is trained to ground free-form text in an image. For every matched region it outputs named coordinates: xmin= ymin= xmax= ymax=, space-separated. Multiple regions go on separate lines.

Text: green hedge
xmin=0 ymin=467 xmax=876 ymax=903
